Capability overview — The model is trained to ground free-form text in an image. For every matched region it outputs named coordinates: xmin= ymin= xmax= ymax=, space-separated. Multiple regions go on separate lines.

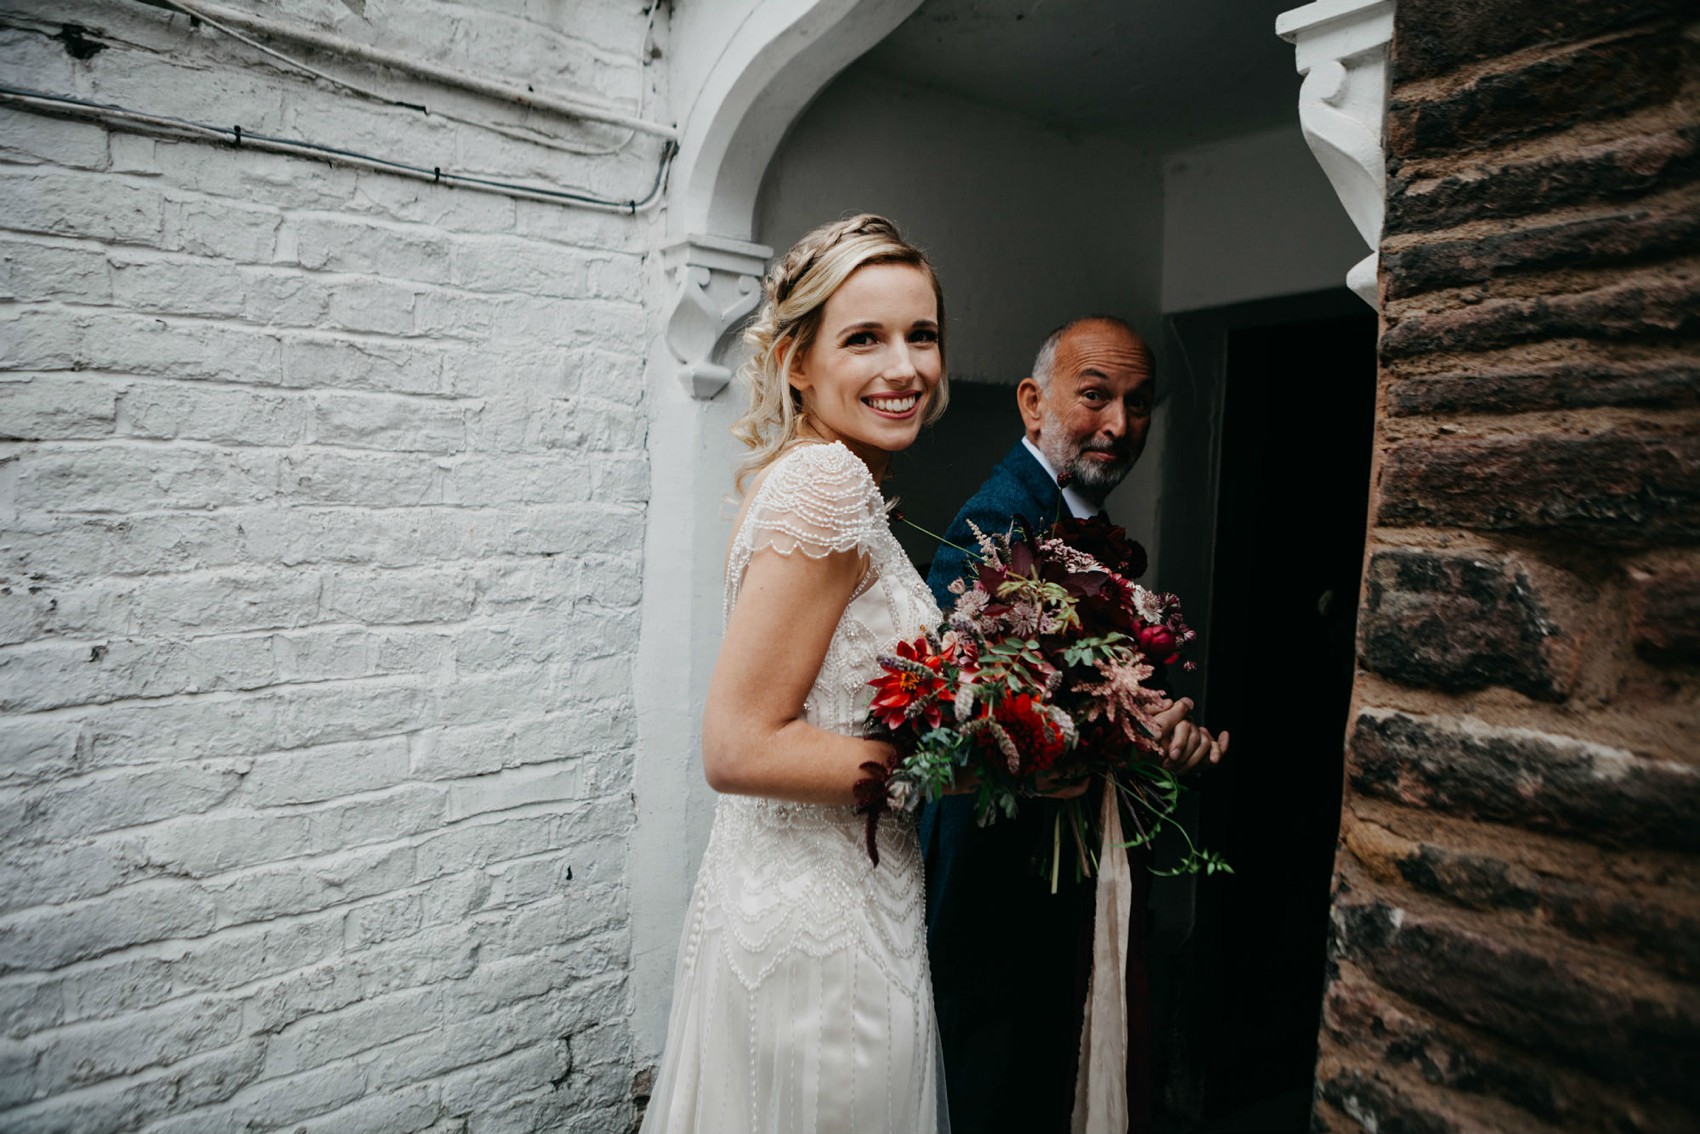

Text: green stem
xmin=897 ymin=516 xmax=981 ymax=561
xmin=1069 ymin=799 xmax=1093 ymax=881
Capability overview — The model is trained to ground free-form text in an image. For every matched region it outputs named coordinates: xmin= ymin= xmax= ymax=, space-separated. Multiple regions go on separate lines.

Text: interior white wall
xmin=758 ymin=67 xmax=1164 ymax=384
xmin=1160 ymin=123 xmax=1367 ymax=313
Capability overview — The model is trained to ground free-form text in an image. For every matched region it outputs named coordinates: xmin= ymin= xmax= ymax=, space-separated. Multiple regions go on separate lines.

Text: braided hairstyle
xmin=731 ymin=214 xmax=947 ymax=494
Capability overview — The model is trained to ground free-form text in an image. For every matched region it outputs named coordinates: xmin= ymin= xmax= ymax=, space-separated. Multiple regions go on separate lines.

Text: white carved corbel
xmin=661 ymin=234 xmax=772 ymax=399
xmin=1276 ymin=0 xmax=1395 ymax=308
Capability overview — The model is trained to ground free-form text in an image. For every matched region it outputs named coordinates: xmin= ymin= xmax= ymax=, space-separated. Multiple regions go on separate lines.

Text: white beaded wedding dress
xmin=641 ymin=441 xmax=948 ymax=1134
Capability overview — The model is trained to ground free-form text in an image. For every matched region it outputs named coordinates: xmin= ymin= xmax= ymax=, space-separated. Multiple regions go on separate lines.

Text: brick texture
xmin=1324 ymin=1 xmax=1700 ymax=1129
xmin=0 ymin=1 xmax=663 ymax=1131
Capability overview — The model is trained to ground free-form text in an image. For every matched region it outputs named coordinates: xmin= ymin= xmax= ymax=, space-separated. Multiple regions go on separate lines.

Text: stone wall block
xmin=1386 ymin=126 xmax=1700 ymax=235
xmin=1359 ymin=548 xmax=1572 ymax=699
xmin=1628 ymin=564 xmax=1700 ymax=664
xmin=1390 ymin=0 xmax=1692 ymax=84
xmin=283 ymin=337 xmax=446 ymax=396
xmin=116 ymin=381 xmax=310 ymax=447
xmin=1347 ymin=710 xmax=1700 ymax=852
xmin=1376 ymin=432 xmax=1700 ymax=547
xmin=1382 ymin=191 xmax=1700 ymax=300
xmin=1330 ymin=895 xmax=1700 ymax=1109
xmin=1388 ymin=30 xmax=1684 ymax=161
xmin=1380 ymin=271 xmax=1700 ymax=359
xmin=0 ymin=110 xmax=111 ymax=170
xmin=1385 ymin=354 xmax=1700 ymax=417
xmin=1319 ymin=972 xmax=1696 ymax=1133
xmin=1345 ymin=820 xmax=1700 ymax=981
xmin=1312 ymin=1058 xmax=1484 ymax=1134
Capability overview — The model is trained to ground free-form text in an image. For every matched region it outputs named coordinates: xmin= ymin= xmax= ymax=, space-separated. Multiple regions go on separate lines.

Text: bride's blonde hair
xmin=731 ymin=214 xmax=948 ymax=494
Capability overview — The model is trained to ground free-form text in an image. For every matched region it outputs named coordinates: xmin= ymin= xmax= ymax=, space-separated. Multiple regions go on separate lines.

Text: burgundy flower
xmin=1135 ymin=623 xmax=1177 ymax=662
xmin=1049 ymin=516 xmax=1148 ymax=579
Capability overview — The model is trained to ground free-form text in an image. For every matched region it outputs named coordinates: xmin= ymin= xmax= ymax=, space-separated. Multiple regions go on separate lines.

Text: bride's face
xmin=789 ymin=262 xmax=942 ymax=474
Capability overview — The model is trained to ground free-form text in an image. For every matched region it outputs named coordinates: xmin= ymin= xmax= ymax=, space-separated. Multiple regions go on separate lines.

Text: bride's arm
xmin=701 ymin=545 xmax=892 ymax=806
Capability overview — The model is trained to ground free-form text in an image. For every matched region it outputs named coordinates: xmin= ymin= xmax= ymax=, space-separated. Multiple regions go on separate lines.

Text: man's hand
xmin=1151 ymin=697 xmax=1229 ymax=776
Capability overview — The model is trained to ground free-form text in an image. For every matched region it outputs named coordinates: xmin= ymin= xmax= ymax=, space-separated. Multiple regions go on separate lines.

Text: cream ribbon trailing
xmin=1071 ymin=787 xmax=1131 ymax=1134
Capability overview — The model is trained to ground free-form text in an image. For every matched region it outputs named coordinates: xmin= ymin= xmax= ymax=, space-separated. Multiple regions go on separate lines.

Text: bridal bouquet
xmin=860 ymin=515 xmax=1229 ymax=883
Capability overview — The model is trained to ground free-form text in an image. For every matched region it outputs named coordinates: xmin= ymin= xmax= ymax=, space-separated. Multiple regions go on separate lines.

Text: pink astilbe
xmin=1073 ymin=656 xmax=1167 ymax=752
xmin=1039 ymin=538 xmax=1109 ymax=577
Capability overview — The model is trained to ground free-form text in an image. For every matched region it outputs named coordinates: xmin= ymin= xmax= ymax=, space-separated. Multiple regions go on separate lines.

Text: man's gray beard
xmin=1066 ymin=454 xmax=1129 ymax=496
xmin=1039 ymin=408 xmax=1131 ymax=501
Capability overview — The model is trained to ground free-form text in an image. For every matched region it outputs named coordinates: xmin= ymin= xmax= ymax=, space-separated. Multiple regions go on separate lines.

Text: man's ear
xmin=1016 ymin=377 xmax=1045 ymax=436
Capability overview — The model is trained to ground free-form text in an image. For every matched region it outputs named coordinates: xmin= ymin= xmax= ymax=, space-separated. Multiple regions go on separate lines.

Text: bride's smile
xmin=862 ymin=390 xmax=922 ymax=417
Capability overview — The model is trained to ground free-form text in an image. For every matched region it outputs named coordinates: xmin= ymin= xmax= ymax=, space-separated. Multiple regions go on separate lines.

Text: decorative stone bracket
xmin=662 ymin=234 xmax=773 ymax=399
xmin=1277 ymin=0 xmax=1395 ymax=308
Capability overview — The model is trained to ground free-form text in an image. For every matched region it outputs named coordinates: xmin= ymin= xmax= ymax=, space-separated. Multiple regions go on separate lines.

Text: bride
xmin=641 ymin=215 xmax=952 ymax=1134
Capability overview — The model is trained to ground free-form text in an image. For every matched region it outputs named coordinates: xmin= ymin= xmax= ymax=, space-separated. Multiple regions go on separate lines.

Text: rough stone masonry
xmin=0 ymin=2 xmax=664 ymax=1131
xmin=1315 ymin=2 xmax=1700 ymax=1132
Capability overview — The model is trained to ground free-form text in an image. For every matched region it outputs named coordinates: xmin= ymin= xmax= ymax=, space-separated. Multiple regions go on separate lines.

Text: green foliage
xmin=1059 ymin=632 xmax=1127 ymax=669
xmin=903 ymin=728 xmax=973 ymax=804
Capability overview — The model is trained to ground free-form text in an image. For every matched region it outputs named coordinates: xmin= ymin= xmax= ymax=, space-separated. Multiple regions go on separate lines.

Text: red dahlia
xmin=990 ymin=694 xmax=1068 ymax=774
xmin=868 ymin=636 xmax=952 ymax=731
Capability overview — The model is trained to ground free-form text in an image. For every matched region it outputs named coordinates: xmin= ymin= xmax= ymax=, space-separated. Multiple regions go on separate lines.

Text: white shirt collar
xmin=1021 ymin=436 xmax=1100 ymax=520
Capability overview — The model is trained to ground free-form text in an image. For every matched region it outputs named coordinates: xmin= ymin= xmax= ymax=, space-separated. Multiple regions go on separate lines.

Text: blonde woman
xmin=641 ymin=215 xmax=952 ymax=1134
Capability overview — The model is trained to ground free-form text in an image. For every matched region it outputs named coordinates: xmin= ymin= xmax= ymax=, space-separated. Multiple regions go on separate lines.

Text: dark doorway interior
xmin=888 ymin=380 xmax=1024 ymax=576
xmin=882 ymin=296 xmax=1378 ymax=1133
xmin=1153 ymin=297 xmax=1378 ymax=1132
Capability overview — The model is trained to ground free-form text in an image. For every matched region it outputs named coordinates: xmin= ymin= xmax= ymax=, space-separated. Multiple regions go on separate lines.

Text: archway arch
xmin=629 ymin=0 xmax=922 ymax=1060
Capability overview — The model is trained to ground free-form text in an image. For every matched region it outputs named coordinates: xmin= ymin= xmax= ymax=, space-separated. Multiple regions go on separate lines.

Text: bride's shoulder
xmin=758 ymin=441 xmax=878 ymax=505
xmin=739 ymin=442 xmax=881 ymax=556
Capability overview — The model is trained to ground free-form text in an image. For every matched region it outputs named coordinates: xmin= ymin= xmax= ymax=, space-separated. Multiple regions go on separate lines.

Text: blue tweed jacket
xmin=921 ymin=440 xmax=1093 ymax=1134
xmin=924 ymin=439 xmax=1066 ymax=611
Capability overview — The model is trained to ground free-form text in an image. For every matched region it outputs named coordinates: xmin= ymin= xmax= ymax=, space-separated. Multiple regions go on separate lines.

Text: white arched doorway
xmin=627 ymin=0 xmax=1393 ymax=1074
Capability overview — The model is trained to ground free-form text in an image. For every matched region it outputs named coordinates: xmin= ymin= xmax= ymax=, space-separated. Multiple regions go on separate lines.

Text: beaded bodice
xmin=688 ymin=441 xmax=941 ymax=991
xmin=723 ymin=441 xmax=940 ymax=735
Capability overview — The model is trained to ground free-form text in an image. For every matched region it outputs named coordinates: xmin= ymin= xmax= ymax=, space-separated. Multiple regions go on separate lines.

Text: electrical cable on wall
xmin=146 ymin=0 xmax=671 ymax=159
xmin=139 ymin=0 xmax=674 ymax=139
xmin=0 ymin=84 xmax=675 ymax=214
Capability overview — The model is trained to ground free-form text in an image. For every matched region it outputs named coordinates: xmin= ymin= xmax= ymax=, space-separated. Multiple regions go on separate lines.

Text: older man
xmin=923 ymin=315 xmax=1224 ymax=1134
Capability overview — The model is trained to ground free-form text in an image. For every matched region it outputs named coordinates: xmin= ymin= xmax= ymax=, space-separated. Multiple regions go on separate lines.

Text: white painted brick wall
xmin=0 ymin=1 xmax=666 ymax=1130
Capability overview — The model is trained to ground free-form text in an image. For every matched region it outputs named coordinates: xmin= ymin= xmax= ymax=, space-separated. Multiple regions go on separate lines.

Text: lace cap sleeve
xmin=741 ymin=442 xmax=881 ymax=560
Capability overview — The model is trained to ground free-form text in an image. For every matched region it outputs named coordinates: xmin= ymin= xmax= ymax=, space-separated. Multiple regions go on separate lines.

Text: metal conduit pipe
xmin=0 ymin=85 xmax=675 ymax=213
xmin=140 ymin=0 xmax=677 ymax=139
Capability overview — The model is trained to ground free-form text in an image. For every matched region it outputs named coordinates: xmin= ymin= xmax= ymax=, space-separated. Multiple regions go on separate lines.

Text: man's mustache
xmin=1078 ymin=442 xmax=1129 ymax=460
